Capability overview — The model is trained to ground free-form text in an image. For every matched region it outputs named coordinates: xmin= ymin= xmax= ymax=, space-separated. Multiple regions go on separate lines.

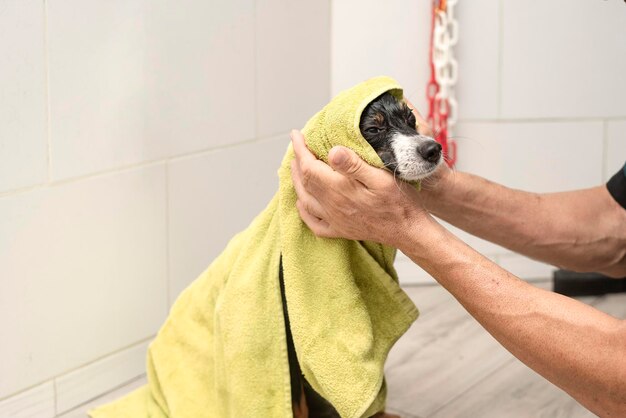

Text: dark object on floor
xmin=553 ymin=269 xmax=626 ymax=296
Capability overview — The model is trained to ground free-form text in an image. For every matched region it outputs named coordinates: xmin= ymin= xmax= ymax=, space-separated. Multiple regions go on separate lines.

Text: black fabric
xmin=607 ymin=163 xmax=626 ymax=210
xmin=279 ymin=257 xmax=341 ymax=417
xmin=279 ymin=257 xmax=303 ymax=405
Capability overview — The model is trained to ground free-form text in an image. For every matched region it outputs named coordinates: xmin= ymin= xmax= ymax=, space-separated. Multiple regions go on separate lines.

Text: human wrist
xmin=390 ymin=209 xmax=440 ymax=254
xmin=420 ymin=164 xmax=457 ymax=215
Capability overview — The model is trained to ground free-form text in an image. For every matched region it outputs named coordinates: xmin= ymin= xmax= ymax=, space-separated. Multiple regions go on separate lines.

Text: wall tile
xmin=47 ymin=0 xmax=148 ymax=180
xmin=168 ymin=136 xmax=288 ymax=303
xmin=331 ymin=0 xmax=431 ymax=113
xmin=48 ymin=0 xmax=256 ymax=181
xmin=454 ymin=0 xmax=499 ymax=120
xmin=0 ymin=165 xmax=167 ymax=397
xmin=0 ymin=382 xmax=54 ymax=418
xmin=606 ymin=120 xmax=626 ymax=181
xmin=143 ymin=0 xmax=255 ymax=157
xmin=55 ymin=341 xmax=148 ymax=414
xmin=56 ymin=376 xmax=146 ymax=418
xmin=500 ymin=1 xmax=626 ymax=119
xmin=256 ymin=0 xmax=330 ymax=137
xmin=455 ymin=121 xmax=604 ymax=193
xmin=0 ymin=1 xmax=47 ymax=192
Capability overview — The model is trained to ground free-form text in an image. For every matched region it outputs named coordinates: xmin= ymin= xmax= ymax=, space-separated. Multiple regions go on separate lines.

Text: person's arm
xmin=289 ymin=130 xmax=626 ymax=416
xmin=421 ymin=168 xmax=626 ymax=277
xmin=399 ymin=215 xmax=626 ymax=418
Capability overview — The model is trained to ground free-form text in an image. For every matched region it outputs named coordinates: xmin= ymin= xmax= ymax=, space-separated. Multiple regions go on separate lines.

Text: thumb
xmin=328 ymin=146 xmax=379 ymax=184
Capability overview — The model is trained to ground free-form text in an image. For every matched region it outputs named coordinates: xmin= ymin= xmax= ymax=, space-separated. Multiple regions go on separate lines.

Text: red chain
xmin=426 ymin=0 xmax=456 ymax=167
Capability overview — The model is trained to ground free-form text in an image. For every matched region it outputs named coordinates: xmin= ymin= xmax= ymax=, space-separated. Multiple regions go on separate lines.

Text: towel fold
xmin=90 ymin=75 xmax=419 ymax=418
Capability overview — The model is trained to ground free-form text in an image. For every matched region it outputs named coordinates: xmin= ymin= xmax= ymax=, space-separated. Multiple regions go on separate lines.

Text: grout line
xmin=0 ymin=336 xmax=154 ymax=403
xmin=53 ymin=378 xmax=58 ymax=416
xmin=166 ymin=131 xmax=288 ymax=163
xmin=0 ymin=133 xmax=289 ymax=199
xmin=55 ymin=374 xmax=147 ymax=418
xmin=43 ymin=0 xmax=52 ymax=182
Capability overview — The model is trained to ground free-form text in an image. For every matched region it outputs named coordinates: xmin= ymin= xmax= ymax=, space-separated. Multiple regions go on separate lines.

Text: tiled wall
xmin=332 ymin=0 xmax=626 ymax=284
xmin=2 ymin=0 xmax=625 ymax=415
xmin=0 ymin=0 xmax=330 ymax=416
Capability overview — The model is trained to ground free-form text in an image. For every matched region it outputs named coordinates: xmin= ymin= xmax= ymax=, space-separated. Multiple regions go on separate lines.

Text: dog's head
xmin=359 ymin=92 xmax=442 ymax=181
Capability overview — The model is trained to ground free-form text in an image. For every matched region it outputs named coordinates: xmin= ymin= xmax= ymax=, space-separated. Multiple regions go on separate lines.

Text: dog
xmin=360 ymin=92 xmax=442 ymax=181
xmin=285 ymin=92 xmax=442 ymax=418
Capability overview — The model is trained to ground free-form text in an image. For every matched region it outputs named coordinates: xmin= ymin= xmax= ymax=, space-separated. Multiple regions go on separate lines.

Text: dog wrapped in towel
xmin=89 ymin=76 xmax=419 ymax=418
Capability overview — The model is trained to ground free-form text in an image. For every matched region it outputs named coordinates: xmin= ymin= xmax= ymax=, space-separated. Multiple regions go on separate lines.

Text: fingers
xmin=290 ymin=129 xmax=317 ymax=166
xmin=295 ymin=200 xmax=336 ymax=238
xmin=290 ymin=130 xmax=340 ymax=238
xmin=290 ymin=159 xmax=327 ymax=220
xmin=291 ymin=130 xmax=341 ymax=196
xmin=328 ymin=146 xmax=383 ymax=188
xmin=404 ymin=97 xmax=434 ymax=137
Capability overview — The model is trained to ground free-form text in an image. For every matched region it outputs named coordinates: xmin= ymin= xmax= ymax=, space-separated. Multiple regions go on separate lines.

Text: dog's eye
xmin=366 ymin=127 xmax=381 ymax=134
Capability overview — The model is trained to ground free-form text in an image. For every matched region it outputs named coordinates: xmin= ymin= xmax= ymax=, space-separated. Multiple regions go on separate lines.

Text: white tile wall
xmin=0 ymin=382 xmax=54 ymax=418
xmin=455 ymin=121 xmax=604 ymax=193
xmin=56 ymin=376 xmax=146 ymax=418
xmin=0 ymin=1 xmax=47 ymax=193
xmin=168 ymin=135 xmax=288 ymax=303
xmin=47 ymin=0 xmax=148 ymax=181
xmin=454 ymin=0 xmax=500 ymax=120
xmin=0 ymin=165 xmax=167 ymax=398
xmin=48 ymin=0 xmax=257 ymax=181
xmin=256 ymin=0 xmax=330 ymax=137
xmin=55 ymin=340 xmax=149 ymax=415
xmin=331 ymin=0 xmax=431 ymax=112
xmin=8 ymin=0 xmax=624 ymax=413
xmin=606 ymin=120 xmax=626 ymax=181
xmin=143 ymin=0 xmax=256 ymax=158
xmin=1 ymin=0 xmax=331 ymax=412
xmin=500 ymin=1 xmax=626 ymax=119
xmin=2 ymin=0 xmax=331 ymax=412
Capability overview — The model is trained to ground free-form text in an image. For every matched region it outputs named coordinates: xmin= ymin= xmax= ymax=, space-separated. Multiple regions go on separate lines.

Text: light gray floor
xmin=60 ymin=280 xmax=625 ymax=418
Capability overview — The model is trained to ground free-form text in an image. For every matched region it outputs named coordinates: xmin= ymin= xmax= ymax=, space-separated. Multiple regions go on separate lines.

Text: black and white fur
xmin=359 ymin=92 xmax=442 ymax=181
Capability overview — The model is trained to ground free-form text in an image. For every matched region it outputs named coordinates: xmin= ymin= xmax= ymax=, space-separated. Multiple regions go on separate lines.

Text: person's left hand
xmin=290 ymin=129 xmax=429 ymax=247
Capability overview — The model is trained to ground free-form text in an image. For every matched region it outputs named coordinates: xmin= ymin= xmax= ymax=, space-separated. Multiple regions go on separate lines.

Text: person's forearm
xmin=422 ymin=170 xmax=626 ymax=276
xmin=398 ymin=217 xmax=626 ymax=417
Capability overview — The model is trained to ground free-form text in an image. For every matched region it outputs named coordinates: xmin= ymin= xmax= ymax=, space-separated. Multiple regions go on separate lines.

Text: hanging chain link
xmin=427 ymin=0 xmax=458 ymax=166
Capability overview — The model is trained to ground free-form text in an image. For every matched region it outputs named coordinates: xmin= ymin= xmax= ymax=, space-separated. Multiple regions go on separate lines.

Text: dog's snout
xmin=417 ymin=141 xmax=442 ymax=163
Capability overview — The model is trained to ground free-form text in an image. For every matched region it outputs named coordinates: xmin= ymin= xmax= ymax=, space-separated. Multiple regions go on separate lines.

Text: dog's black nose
xmin=417 ymin=141 xmax=442 ymax=163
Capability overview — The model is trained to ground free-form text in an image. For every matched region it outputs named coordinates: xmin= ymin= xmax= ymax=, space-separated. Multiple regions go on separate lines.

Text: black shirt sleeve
xmin=606 ymin=162 xmax=626 ymax=210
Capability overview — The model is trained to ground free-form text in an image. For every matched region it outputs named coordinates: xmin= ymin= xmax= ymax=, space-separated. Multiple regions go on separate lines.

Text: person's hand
xmin=290 ymin=129 xmax=430 ymax=247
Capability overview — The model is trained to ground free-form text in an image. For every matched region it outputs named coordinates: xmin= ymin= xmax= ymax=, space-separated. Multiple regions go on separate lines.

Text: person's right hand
xmin=290 ymin=129 xmax=432 ymax=247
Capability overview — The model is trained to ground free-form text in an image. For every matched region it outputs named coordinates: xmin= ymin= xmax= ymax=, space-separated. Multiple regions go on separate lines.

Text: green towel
xmin=89 ymin=75 xmax=419 ymax=418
